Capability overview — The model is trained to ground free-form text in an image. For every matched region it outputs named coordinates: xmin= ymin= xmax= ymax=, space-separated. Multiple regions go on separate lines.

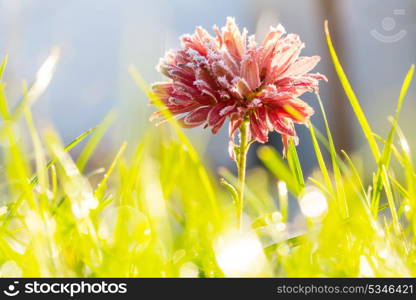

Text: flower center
xmin=244 ymin=89 xmax=260 ymax=102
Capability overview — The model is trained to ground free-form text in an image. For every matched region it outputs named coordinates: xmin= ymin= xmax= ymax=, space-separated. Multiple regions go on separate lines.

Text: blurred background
xmin=0 ymin=0 xmax=415 ymax=176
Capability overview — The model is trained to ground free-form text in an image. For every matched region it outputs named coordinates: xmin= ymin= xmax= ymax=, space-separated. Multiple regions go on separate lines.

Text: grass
xmin=0 ymin=22 xmax=414 ymax=277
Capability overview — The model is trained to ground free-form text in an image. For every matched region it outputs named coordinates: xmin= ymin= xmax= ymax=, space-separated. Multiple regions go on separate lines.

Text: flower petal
xmin=281 ymin=56 xmax=321 ymax=78
xmin=221 ymin=17 xmax=246 ymax=60
xmin=211 ymin=116 xmax=226 ymax=134
xmin=267 ymin=110 xmax=295 ymax=136
xmin=282 ymin=98 xmax=314 ymax=123
xmin=241 ymin=51 xmax=261 ymax=90
xmin=183 ymin=106 xmax=210 ymax=126
xmin=249 ymin=112 xmax=268 ymax=143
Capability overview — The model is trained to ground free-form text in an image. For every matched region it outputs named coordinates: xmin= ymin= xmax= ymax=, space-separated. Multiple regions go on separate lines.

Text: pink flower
xmin=151 ymin=17 xmax=327 ymax=156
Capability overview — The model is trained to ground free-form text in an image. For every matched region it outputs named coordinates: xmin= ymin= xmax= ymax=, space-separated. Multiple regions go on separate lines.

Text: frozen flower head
xmin=151 ymin=17 xmax=327 ymax=157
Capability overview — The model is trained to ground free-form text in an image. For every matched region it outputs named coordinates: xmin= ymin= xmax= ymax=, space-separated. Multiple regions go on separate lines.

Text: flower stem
xmin=236 ymin=120 xmax=250 ymax=231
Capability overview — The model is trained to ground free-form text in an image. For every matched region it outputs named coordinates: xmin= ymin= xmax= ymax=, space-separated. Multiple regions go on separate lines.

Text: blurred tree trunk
xmin=320 ymin=0 xmax=353 ymax=153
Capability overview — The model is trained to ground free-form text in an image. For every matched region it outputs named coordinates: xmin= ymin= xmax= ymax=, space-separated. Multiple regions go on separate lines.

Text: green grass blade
xmin=0 ymin=56 xmax=7 ymax=81
xmin=94 ymin=141 xmax=127 ymax=200
xmin=371 ymin=65 xmax=414 ymax=211
xmin=308 ymin=121 xmax=333 ymax=193
xmin=315 ymin=92 xmax=348 ymax=217
xmin=340 ymin=150 xmax=367 ymax=203
xmin=76 ymin=111 xmax=117 ymax=172
xmin=325 ymin=21 xmax=380 ymax=161
xmin=30 ymin=127 xmax=97 ymax=184
xmin=24 ymin=105 xmax=48 ymax=195
xmin=286 ymin=138 xmax=305 ymax=187
xmin=258 ymin=145 xmax=302 ymax=196
xmin=0 ymin=57 xmax=9 ymax=120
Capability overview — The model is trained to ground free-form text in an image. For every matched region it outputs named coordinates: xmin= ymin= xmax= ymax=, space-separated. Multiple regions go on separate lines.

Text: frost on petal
xmin=195 ymin=26 xmax=219 ymax=52
xmin=220 ymin=104 xmax=236 ymax=116
xmin=208 ymin=102 xmax=230 ymax=127
xmin=211 ymin=116 xmax=226 ymax=134
xmin=247 ymin=98 xmax=262 ymax=108
xmin=309 ymin=73 xmax=328 ymax=82
xmin=267 ymin=110 xmax=296 ymax=136
xmin=221 ymin=17 xmax=246 ymax=60
xmin=212 ymin=61 xmax=234 ymax=83
xmin=249 ymin=112 xmax=268 ymax=143
xmin=168 ymin=97 xmax=194 ymax=106
xmin=273 ymin=49 xmax=303 ymax=81
xmin=267 ymin=35 xmax=304 ymax=82
xmin=240 ymin=51 xmax=261 ymax=91
xmin=233 ymin=77 xmax=251 ymax=97
xmin=151 ymin=82 xmax=174 ymax=101
xmin=181 ymin=33 xmax=208 ymax=56
xmin=282 ymin=56 xmax=321 ymax=78
xmin=257 ymin=85 xmax=293 ymax=105
xmin=262 ymin=24 xmax=286 ymax=47
xmin=183 ymin=106 xmax=211 ymax=126
xmin=213 ymin=25 xmax=223 ymax=46
xmin=221 ymin=50 xmax=240 ymax=76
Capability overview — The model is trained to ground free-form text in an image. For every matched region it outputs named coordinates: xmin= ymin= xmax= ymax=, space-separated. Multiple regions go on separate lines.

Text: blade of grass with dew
xmin=117 ymin=140 xmax=145 ymax=206
xmin=50 ymin=164 xmax=57 ymax=199
xmin=0 ymin=82 xmax=9 ymax=120
xmin=94 ymin=141 xmax=127 ymax=201
xmin=76 ymin=111 xmax=117 ymax=172
xmin=371 ymin=149 xmax=399 ymax=231
xmin=30 ymin=126 xmax=97 ymax=184
xmin=0 ymin=60 xmax=33 ymax=207
xmin=315 ymin=92 xmax=347 ymax=217
xmin=395 ymin=124 xmax=416 ymax=219
xmin=324 ymin=21 xmax=405 ymax=221
xmin=308 ymin=120 xmax=333 ymax=194
xmin=23 ymin=102 xmax=49 ymax=204
xmin=286 ymin=138 xmax=305 ymax=188
xmin=340 ymin=150 xmax=367 ymax=204
xmin=0 ymin=57 xmax=10 ymax=119
xmin=0 ymin=98 xmax=35 ymax=209
xmin=44 ymin=129 xmax=102 ymax=270
xmin=0 ymin=55 xmax=7 ymax=80
xmin=389 ymin=174 xmax=409 ymax=199
xmin=158 ymin=131 xmax=187 ymax=199
xmin=371 ymin=66 xmax=414 ymax=213
xmin=311 ymin=123 xmax=348 ymax=173
xmin=0 ymin=49 xmax=60 ymax=140
xmin=334 ymin=153 xmax=376 ymax=219
xmin=325 ymin=21 xmax=380 ymax=161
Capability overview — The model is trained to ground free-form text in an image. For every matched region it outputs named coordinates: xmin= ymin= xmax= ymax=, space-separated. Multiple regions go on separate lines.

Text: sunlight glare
xmin=215 ymin=230 xmax=267 ymax=277
xmin=299 ymin=187 xmax=328 ymax=219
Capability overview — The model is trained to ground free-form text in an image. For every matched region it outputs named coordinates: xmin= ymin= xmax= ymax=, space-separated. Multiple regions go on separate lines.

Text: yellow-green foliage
xmin=0 ymin=23 xmax=414 ymax=277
